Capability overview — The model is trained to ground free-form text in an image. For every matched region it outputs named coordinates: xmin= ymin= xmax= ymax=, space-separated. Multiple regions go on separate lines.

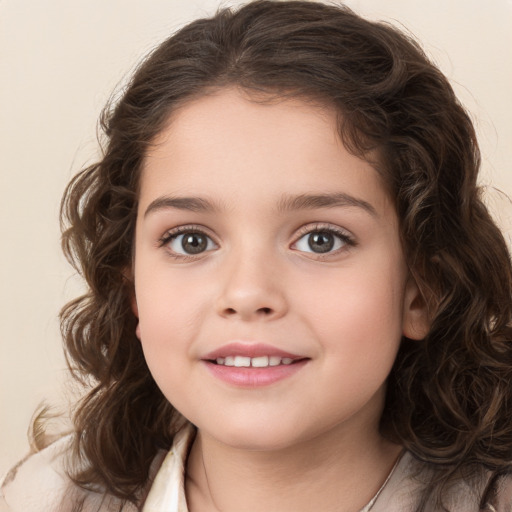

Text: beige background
xmin=1 ymin=0 xmax=511 ymax=476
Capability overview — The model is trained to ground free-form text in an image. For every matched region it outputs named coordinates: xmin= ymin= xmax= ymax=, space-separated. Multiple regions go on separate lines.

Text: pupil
xmin=182 ymin=234 xmax=207 ymax=254
xmin=308 ymin=232 xmax=334 ymax=253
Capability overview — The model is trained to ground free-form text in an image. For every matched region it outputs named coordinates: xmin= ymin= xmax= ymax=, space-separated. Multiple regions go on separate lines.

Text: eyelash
xmin=158 ymin=225 xmax=217 ymax=261
xmin=158 ymin=223 xmax=356 ymax=260
xmin=292 ymin=223 xmax=356 ymax=259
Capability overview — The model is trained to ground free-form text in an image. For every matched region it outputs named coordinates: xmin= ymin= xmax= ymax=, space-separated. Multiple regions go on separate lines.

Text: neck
xmin=185 ymin=422 xmax=402 ymax=512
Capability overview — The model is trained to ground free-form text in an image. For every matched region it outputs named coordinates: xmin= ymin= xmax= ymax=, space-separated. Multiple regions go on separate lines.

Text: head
xmin=60 ymin=0 xmax=512 ymax=502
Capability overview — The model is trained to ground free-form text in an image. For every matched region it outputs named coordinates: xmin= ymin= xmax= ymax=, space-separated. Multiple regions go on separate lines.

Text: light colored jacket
xmin=2 ymin=426 xmax=512 ymax=511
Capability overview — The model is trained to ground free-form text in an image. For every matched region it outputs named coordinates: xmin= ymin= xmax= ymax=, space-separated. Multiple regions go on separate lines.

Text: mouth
xmin=201 ymin=342 xmax=309 ymax=387
xmin=210 ymin=355 xmax=305 ymax=367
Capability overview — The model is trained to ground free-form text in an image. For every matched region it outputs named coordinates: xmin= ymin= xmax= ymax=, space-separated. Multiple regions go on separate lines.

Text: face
xmin=133 ymin=88 xmax=427 ymax=452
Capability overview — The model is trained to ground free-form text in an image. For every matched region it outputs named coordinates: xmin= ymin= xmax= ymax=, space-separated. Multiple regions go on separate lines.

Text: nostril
xmin=219 ymin=305 xmax=280 ymax=319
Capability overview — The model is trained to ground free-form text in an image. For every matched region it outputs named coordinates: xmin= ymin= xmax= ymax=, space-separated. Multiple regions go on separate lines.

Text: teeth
xmin=215 ymin=355 xmax=296 ymax=367
xmin=251 ymin=356 xmax=269 ymax=367
xmin=234 ymin=356 xmax=251 ymax=367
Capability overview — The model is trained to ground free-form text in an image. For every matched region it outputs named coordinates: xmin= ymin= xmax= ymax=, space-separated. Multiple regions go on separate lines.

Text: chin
xmin=230 ymin=422 xmax=325 ymax=453
xmin=205 ymin=420 xmax=302 ymax=452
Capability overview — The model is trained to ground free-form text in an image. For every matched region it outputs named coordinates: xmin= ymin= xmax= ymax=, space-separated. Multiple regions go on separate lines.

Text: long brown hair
xmin=57 ymin=0 xmax=512 ymax=508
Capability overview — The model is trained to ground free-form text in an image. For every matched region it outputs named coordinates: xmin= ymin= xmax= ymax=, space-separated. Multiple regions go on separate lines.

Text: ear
xmin=123 ymin=266 xmax=141 ymax=340
xmin=402 ymin=275 xmax=430 ymax=340
xmin=131 ymin=294 xmax=139 ymax=318
xmin=131 ymin=296 xmax=141 ymax=340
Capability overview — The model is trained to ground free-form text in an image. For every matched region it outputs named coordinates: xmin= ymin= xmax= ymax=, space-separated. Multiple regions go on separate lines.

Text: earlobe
xmin=402 ymin=275 xmax=430 ymax=340
xmin=131 ymin=296 xmax=139 ymax=318
xmin=131 ymin=295 xmax=141 ymax=340
xmin=124 ymin=266 xmax=141 ymax=340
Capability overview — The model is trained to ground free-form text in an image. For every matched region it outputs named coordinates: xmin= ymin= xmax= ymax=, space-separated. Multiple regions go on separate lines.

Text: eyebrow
xmin=144 ymin=192 xmax=378 ymax=218
xmin=144 ymin=196 xmax=220 ymax=217
xmin=277 ymin=192 xmax=378 ymax=217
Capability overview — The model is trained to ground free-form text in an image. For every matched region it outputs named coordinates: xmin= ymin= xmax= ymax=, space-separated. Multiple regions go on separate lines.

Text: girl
xmin=2 ymin=1 xmax=512 ymax=510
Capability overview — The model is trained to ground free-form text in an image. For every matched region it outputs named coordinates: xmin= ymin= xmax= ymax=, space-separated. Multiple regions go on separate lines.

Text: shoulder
xmin=440 ymin=467 xmax=512 ymax=512
xmin=0 ymin=436 xmax=137 ymax=512
xmin=481 ymin=471 xmax=512 ymax=512
xmin=373 ymin=451 xmax=512 ymax=512
xmin=1 ymin=435 xmax=74 ymax=511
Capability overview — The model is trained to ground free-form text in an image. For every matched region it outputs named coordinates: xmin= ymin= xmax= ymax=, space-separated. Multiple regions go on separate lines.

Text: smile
xmin=202 ymin=343 xmax=309 ymax=387
xmin=215 ymin=356 xmax=294 ymax=367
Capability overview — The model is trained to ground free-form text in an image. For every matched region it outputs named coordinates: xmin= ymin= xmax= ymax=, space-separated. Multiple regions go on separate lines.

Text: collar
xmin=142 ymin=425 xmax=408 ymax=512
xmin=143 ymin=424 xmax=196 ymax=512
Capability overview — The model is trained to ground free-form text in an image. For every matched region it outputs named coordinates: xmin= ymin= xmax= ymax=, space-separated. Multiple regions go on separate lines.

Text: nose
xmin=215 ymin=250 xmax=288 ymax=322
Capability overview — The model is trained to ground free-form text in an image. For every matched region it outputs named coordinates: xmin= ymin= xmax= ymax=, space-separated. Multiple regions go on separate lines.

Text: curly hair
xmin=57 ymin=0 xmax=512 ymax=508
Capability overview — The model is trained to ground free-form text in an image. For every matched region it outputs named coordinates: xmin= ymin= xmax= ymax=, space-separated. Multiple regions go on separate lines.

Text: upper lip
xmin=202 ymin=342 xmax=304 ymax=361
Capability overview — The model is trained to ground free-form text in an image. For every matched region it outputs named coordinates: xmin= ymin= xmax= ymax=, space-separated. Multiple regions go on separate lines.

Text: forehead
xmin=139 ymin=88 xmax=391 ymax=214
xmin=146 ymin=88 xmax=339 ymax=161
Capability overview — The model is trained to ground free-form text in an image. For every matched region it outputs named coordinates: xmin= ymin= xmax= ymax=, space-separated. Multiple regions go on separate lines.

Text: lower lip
xmin=203 ymin=360 xmax=308 ymax=387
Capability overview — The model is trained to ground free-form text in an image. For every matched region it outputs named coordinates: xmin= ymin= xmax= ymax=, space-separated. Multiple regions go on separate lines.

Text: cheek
xmin=135 ymin=283 xmax=195 ymax=408
xmin=135 ymin=262 xmax=202 ymax=330
xmin=297 ymin=259 xmax=405 ymax=357
xmin=134 ymin=271 xmax=193 ymax=368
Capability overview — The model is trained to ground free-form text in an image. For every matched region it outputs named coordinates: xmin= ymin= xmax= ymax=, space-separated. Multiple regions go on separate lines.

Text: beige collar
xmin=142 ymin=425 xmax=408 ymax=512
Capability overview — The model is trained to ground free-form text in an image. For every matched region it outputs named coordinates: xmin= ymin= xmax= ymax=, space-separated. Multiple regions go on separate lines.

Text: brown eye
xmin=308 ymin=232 xmax=335 ymax=253
xmin=166 ymin=232 xmax=217 ymax=255
xmin=293 ymin=228 xmax=351 ymax=255
xmin=181 ymin=233 xmax=207 ymax=254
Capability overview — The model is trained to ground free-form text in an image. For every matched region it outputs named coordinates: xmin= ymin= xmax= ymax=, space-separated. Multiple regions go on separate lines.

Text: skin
xmin=133 ymin=88 xmax=429 ymax=512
